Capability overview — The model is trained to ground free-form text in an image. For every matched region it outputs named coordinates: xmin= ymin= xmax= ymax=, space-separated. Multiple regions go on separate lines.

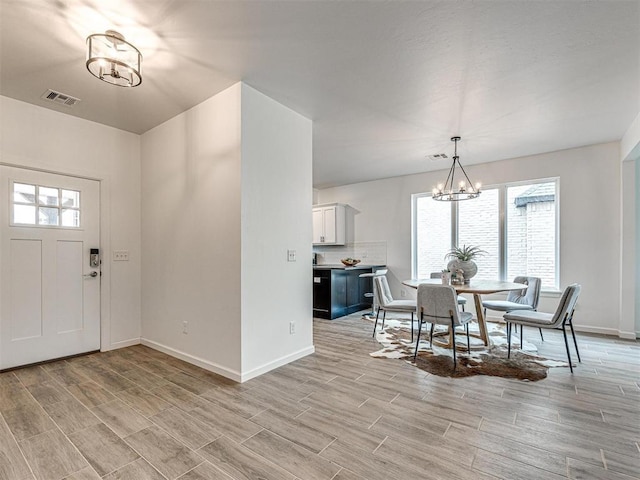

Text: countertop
xmin=313 ymin=264 xmax=385 ymax=270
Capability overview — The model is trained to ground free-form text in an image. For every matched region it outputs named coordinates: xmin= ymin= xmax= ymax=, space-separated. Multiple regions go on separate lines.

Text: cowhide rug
xmin=364 ymin=314 xmax=568 ymax=381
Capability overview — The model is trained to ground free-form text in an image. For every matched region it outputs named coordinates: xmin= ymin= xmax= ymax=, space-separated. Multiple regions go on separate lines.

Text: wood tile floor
xmin=1 ymin=312 xmax=639 ymax=480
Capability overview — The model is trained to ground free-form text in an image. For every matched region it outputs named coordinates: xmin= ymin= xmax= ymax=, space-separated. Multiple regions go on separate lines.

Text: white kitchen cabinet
xmin=312 ymin=203 xmax=346 ymax=245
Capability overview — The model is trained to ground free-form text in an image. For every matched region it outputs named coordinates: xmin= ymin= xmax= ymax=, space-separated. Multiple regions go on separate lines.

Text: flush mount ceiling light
xmin=86 ymin=30 xmax=142 ymax=87
xmin=432 ymin=136 xmax=481 ymax=201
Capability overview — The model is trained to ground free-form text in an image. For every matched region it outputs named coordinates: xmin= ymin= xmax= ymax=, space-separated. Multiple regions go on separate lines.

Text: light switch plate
xmin=287 ymin=249 xmax=296 ymax=262
xmin=113 ymin=250 xmax=129 ymax=261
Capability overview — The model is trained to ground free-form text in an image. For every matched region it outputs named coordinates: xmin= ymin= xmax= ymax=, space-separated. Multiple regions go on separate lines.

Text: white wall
xmin=141 ymin=83 xmax=314 ymax=381
xmin=636 ymin=159 xmax=640 ymax=335
xmin=240 ymin=84 xmax=314 ymax=380
xmin=620 ymin=159 xmax=637 ymax=339
xmin=318 ymin=142 xmax=627 ymax=336
xmin=141 ymin=84 xmax=243 ymax=378
xmin=0 ymin=96 xmax=142 ymax=350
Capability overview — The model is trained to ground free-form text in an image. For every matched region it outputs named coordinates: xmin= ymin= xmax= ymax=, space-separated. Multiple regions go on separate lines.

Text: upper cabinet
xmin=312 ymin=203 xmax=346 ymax=245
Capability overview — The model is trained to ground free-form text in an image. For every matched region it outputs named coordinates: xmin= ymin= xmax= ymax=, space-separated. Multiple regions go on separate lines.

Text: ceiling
xmin=1 ymin=1 xmax=638 ymax=188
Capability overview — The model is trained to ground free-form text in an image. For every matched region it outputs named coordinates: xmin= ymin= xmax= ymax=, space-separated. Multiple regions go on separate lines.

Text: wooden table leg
xmin=473 ymin=293 xmax=489 ymax=346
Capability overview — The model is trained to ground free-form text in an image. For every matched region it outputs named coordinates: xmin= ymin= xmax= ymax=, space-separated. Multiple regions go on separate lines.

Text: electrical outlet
xmin=287 ymin=249 xmax=296 ymax=262
xmin=182 ymin=321 xmax=188 ymax=334
xmin=113 ymin=250 xmax=129 ymax=261
xmin=400 ymin=289 xmax=407 ymax=297
xmin=289 ymin=321 xmax=296 ymax=334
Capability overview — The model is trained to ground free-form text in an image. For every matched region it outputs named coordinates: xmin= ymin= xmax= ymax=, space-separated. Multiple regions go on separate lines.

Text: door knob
xmin=83 ymin=271 xmax=98 ymax=278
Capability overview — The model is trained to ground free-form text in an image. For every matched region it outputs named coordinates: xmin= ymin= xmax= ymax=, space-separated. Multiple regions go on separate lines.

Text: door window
xmin=11 ymin=182 xmax=81 ymax=228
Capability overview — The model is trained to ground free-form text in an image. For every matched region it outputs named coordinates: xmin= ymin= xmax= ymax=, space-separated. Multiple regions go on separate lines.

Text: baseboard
xmin=572 ymin=325 xmax=620 ymax=337
xmin=102 ymin=337 xmax=141 ymax=352
xmin=617 ymin=330 xmax=638 ymax=340
xmin=239 ymin=346 xmax=316 ymax=383
xmin=140 ymin=338 xmax=243 ymax=382
xmin=485 ymin=316 xmax=636 ymax=339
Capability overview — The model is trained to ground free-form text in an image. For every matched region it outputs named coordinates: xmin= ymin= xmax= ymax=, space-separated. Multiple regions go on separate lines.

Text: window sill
xmin=540 ymin=289 xmax=562 ymax=298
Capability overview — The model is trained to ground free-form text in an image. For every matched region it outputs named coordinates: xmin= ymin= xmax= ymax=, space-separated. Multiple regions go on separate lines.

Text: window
xmin=11 ymin=182 xmax=81 ymax=228
xmin=414 ymin=195 xmax=451 ymax=279
xmin=412 ymin=179 xmax=559 ymax=291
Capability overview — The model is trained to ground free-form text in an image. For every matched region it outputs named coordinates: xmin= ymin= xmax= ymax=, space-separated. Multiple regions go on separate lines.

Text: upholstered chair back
xmin=373 ymin=275 xmax=394 ymax=307
xmin=549 ymin=283 xmax=581 ymax=328
xmin=506 ymin=276 xmax=542 ymax=309
xmin=416 ymin=284 xmax=464 ymax=326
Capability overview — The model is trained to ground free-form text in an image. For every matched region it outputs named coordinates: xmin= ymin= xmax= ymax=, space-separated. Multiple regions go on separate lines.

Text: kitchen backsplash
xmin=313 ymin=241 xmax=387 ymax=265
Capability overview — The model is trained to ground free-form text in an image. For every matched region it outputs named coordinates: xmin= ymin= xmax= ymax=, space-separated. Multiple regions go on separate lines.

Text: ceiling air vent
xmin=41 ymin=89 xmax=81 ymax=107
xmin=427 ymin=153 xmax=448 ymax=161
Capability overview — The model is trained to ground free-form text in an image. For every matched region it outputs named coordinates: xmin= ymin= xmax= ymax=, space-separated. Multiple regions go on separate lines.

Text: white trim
xmin=618 ymin=330 xmax=638 ymax=340
xmin=572 ymin=325 xmax=623 ymax=337
xmin=485 ymin=316 xmax=633 ymax=339
xmin=103 ymin=337 xmax=141 ymax=352
xmin=239 ymin=346 xmax=316 ymax=383
xmin=141 ymin=338 xmax=243 ymax=382
xmin=141 ymin=339 xmax=316 ymax=383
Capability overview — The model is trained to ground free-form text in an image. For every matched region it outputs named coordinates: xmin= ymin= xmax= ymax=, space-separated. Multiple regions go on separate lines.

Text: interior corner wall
xmin=0 ymin=95 xmax=142 ymax=351
xmin=140 ymin=84 xmax=243 ymax=379
xmin=317 ymin=142 xmax=623 ymax=336
xmin=620 ymin=159 xmax=637 ymax=339
xmin=636 ymin=158 xmax=640 ymax=336
xmin=239 ymin=84 xmax=314 ymax=381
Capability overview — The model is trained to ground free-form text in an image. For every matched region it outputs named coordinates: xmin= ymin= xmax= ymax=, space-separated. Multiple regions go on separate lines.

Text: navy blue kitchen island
xmin=312 ymin=265 xmax=385 ymax=319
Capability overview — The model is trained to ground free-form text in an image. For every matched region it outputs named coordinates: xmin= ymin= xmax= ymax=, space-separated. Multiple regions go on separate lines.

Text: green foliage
xmin=445 ymin=245 xmax=486 ymax=261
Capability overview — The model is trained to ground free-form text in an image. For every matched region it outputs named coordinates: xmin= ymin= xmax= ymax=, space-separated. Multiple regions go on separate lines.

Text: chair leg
xmin=410 ymin=312 xmax=414 ymax=343
xmin=569 ymin=318 xmax=581 ymax=363
xmin=451 ymin=319 xmax=457 ymax=371
xmin=562 ymin=324 xmax=574 ymax=373
xmin=465 ymin=323 xmax=470 ymax=351
xmin=429 ymin=323 xmax=434 ymax=348
xmin=373 ymin=308 xmax=380 ymax=337
xmin=461 ymin=303 xmax=465 ymax=312
xmin=520 ymin=326 xmax=524 ymax=349
xmin=382 ymin=310 xmax=386 ymax=330
xmin=507 ymin=323 xmax=512 ymax=358
xmin=414 ymin=315 xmax=423 ymax=361
xmin=539 ymin=328 xmax=544 ymax=341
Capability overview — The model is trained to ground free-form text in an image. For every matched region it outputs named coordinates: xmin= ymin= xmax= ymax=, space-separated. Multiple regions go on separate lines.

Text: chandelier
xmin=432 ymin=136 xmax=481 ymax=201
xmin=86 ymin=30 xmax=142 ymax=87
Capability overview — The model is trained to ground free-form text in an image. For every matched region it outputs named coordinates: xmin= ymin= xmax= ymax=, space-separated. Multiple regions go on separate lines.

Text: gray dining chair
xmin=430 ymin=272 xmax=467 ymax=310
xmin=360 ymin=268 xmax=388 ymax=316
xmin=482 ymin=276 xmax=543 ymax=340
xmin=414 ymin=284 xmax=473 ymax=371
xmin=373 ymin=275 xmax=417 ymax=341
xmin=504 ymin=283 xmax=581 ymax=372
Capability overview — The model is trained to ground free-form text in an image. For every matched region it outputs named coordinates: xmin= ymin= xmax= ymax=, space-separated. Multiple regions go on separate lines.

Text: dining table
xmin=402 ymin=278 xmax=528 ymax=349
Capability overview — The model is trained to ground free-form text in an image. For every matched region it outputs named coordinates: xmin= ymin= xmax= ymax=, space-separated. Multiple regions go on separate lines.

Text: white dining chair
xmin=430 ymin=272 xmax=467 ymax=310
xmin=504 ymin=283 xmax=581 ymax=372
xmin=414 ymin=283 xmax=473 ymax=371
xmin=372 ymin=275 xmax=417 ymax=341
xmin=483 ymin=276 xmax=543 ymax=341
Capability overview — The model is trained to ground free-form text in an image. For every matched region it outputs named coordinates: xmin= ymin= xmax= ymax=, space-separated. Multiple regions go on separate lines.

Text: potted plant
xmin=445 ymin=245 xmax=486 ymax=283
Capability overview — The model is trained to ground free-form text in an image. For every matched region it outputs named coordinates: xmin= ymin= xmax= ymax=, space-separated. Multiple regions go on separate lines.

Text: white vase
xmin=446 ymin=259 xmax=478 ymax=283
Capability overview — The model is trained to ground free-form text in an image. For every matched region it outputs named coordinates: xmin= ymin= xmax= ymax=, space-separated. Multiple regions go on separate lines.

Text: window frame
xmin=10 ymin=180 xmax=82 ymax=230
xmin=412 ymin=177 xmax=560 ymax=292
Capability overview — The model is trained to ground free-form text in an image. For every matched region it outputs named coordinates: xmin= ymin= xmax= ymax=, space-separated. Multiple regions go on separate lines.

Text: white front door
xmin=0 ymin=166 xmax=101 ymax=369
